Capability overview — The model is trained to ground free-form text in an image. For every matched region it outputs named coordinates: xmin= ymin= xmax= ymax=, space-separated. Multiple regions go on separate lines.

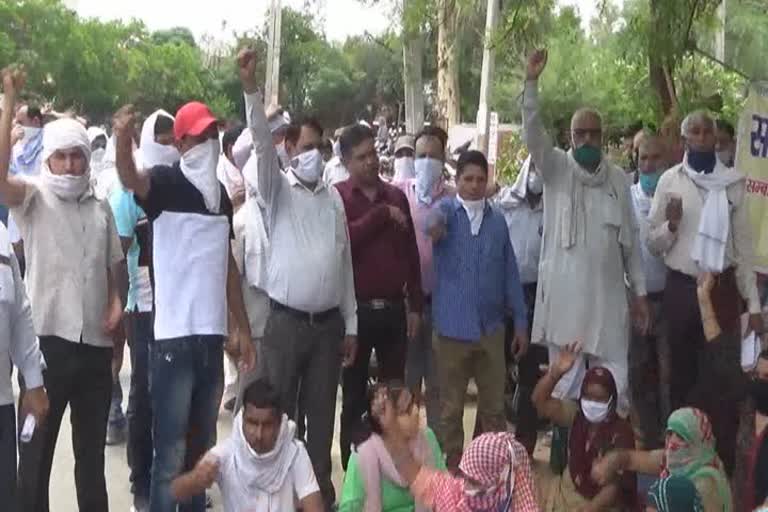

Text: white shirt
xmin=523 ymin=80 xmax=645 ymax=362
xmin=232 ymin=205 xmax=270 ymax=338
xmin=213 ymin=438 xmax=319 ymax=512
xmin=630 ymin=183 xmax=667 ymax=294
xmin=0 ymin=225 xmax=44 ymax=406
xmin=323 ymin=156 xmax=349 ymax=187
xmin=495 ymin=189 xmax=543 ymax=285
xmin=647 ymin=162 xmax=760 ymax=313
xmin=242 ymin=92 xmax=357 ymax=335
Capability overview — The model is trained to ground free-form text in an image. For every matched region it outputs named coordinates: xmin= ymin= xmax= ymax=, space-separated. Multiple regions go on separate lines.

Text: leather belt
xmin=358 ymin=298 xmax=401 ymax=311
xmin=270 ymin=300 xmax=338 ymax=325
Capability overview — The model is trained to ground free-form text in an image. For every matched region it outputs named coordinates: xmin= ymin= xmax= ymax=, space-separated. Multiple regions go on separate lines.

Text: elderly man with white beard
xmin=114 ymin=98 xmax=254 ymax=511
xmin=522 ymin=49 xmax=650 ymax=417
xmin=0 ymin=65 xmax=127 ymax=512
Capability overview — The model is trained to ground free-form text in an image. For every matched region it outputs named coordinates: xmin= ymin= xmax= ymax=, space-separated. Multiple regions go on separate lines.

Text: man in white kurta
xmin=522 ymin=49 xmax=648 ymax=411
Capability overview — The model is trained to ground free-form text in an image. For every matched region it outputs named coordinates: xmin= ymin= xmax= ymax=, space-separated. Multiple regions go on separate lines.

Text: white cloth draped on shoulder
xmin=137 ymin=110 xmax=180 ymax=169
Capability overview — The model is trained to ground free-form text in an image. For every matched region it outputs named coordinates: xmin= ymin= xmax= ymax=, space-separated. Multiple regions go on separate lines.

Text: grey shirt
xmin=11 ymin=179 xmax=124 ymax=347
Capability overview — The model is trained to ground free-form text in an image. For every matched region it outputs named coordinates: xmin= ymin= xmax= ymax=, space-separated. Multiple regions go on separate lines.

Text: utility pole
xmin=475 ymin=0 xmax=500 ymax=155
xmin=715 ymin=0 xmax=726 ymax=62
xmin=402 ymin=0 xmax=424 ymax=134
xmin=264 ymin=0 xmax=282 ymax=107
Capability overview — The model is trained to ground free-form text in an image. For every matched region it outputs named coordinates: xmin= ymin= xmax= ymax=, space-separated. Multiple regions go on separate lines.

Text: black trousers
xmin=126 ymin=310 xmax=154 ymax=503
xmin=0 ymin=404 xmax=17 ymax=512
xmin=340 ymin=300 xmax=408 ymax=470
xmin=18 ymin=336 xmax=113 ymax=512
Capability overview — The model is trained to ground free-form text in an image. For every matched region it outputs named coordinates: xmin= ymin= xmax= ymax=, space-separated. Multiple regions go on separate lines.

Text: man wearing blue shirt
xmin=427 ymin=150 xmax=528 ymax=469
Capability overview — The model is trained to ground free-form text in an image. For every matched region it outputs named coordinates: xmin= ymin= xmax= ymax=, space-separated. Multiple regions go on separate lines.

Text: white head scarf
xmin=138 ymin=110 xmax=180 ymax=169
xmin=40 ymin=118 xmax=92 ymax=201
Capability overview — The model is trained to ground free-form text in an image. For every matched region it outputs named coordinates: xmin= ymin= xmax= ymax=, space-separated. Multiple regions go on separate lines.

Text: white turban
xmin=138 ymin=110 xmax=180 ymax=169
xmin=86 ymin=126 xmax=107 ymax=145
xmin=42 ymin=118 xmax=92 ymax=166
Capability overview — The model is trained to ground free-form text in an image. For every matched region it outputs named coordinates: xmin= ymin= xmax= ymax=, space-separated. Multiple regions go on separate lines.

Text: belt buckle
xmin=370 ymin=299 xmax=388 ymax=310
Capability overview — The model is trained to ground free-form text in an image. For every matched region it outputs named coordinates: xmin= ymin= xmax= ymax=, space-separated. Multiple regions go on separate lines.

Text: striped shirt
xmin=430 ymin=197 xmax=527 ymax=342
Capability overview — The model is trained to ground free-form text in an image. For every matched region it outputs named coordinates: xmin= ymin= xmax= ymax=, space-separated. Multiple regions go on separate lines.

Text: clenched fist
xmin=526 ymin=49 xmax=548 ymax=81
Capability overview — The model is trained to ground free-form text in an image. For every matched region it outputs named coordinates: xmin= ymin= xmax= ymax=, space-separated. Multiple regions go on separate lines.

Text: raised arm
xmin=522 ymin=50 xmax=566 ymax=182
xmin=113 ymin=106 xmax=151 ymax=200
xmin=237 ymin=48 xmax=283 ymax=208
xmin=0 ymin=67 xmax=30 ymax=207
xmin=532 ymin=342 xmax=580 ymax=428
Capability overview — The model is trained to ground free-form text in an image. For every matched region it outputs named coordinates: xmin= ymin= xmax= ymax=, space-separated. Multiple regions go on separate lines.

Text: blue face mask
xmin=639 ymin=170 xmax=662 ymax=196
xmin=686 ymin=149 xmax=716 ymax=174
xmin=572 ymin=144 xmax=602 ymax=169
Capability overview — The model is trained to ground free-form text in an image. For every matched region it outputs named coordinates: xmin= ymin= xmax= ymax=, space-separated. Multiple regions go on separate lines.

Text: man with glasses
xmin=522 ymin=49 xmax=649 ymax=416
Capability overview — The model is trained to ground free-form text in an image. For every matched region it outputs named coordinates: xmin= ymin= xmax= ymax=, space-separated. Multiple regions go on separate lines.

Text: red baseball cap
xmin=174 ymin=101 xmax=218 ymax=140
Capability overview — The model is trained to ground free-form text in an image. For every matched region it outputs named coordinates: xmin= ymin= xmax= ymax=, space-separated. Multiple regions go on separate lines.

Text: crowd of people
xmin=0 ymin=42 xmax=767 ymax=512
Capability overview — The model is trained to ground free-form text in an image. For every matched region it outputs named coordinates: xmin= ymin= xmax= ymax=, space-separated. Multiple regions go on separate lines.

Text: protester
xmin=113 ymin=98 xmax=254 ymax=511
xmin=88 ymin=125 xmax=109 ymax=175
xmin=374 ymin=395 xmax=540 ymax=512
xmin=324 ymin=125 xmax=353 ymax=186
xmin=715 ymin=119 xmax=736 ymax=168
xmin=391 ymin=134 xmax=416 ymax=182
xmin=746 ymin=351 xmax=768 ymax=511
xmin=488 ymin=155 xmax=545 ymax=455
xmin=109 ymin=108 xmax=179 ymax=511
xmin=395 ymin=125 xmax=453 ymax=430
xmin=217 ymin=124 xmax=246 ymax=211
xmin=1 ymin=65 xmax=127 ymax=512
xmin=0 ymin=216 xmax=48 ymax=512
xmin=532 ymin=342 xmax=636 ymax=511
xmin=338 ymin=382 xmax=445 ymax=512
xmin=335 ymin=123 xmax=423 ymax=469
xmin=522 ymin=49 xmax=649 ymax=415
xmin=647 ymin=475 xmax=704 ymax=512
xmin=231 ymin=104 xmax=290 ymax=171
xmin=237 ymin=49 xmax=357 ymax=509
xmin=629 ymin=135 xmax=671 ymax=449
xmin=171 ymin=378 xmax=324 ymax=512
xmin=592 ymin=407 xmax=732 ymax=512
xmin=646 ymin=110 xmax=761 ymax=474
xmin=10 ymin=103 xmax=44 ymax=176
xmin=426 ymin=149 xmax=528 ymax=469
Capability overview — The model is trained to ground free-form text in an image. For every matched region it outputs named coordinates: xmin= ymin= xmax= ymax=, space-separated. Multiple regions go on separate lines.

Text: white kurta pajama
xmin=522 ymin=80 xmax=646 ymax=412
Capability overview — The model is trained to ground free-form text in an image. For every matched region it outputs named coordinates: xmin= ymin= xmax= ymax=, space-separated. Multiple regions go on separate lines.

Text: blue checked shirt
xmin=429 ymin=197 xmax=528 ymax=342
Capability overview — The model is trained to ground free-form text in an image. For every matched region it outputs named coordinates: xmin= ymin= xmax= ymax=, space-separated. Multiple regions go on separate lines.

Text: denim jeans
xmin=149 ymin=335 xmax=224 ymax=512
xmin=0 ymin=404 xmax=17 ymax=512
xmin=127 ymin=311 xmax=154 ymax=505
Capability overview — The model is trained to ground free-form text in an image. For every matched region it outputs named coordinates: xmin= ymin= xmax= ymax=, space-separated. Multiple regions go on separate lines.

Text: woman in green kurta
xmin=338 ymin=383 xmax=446 ymax=512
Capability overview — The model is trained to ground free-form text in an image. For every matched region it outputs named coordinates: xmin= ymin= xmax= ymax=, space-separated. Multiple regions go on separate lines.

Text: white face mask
xmin=456 ymin=196 xmax=486 ymax=236
xmin=22 ymin=126 xmax=41 ymax=143
xmin=276 ymin=142 xmax=290 ymax=168
xmin=580 ymin=398 xmax=612 ymax=424
xmin=527 ymin=170 xmax=543 ymax=195
xmin=414 ymin=157 xmax=443 ymax=204
xmin=291 ymin=148 xmax=324 ymax=184
xmin=393 ymin=156 xmax=415 ymax=181
xmin=180 ymin=138 xmax=221 ymax=213
xmin=41 ymin=165 xmax=90 ymax=201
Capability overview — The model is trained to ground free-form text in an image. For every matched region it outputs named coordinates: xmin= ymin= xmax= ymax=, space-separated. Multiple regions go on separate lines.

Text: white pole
xmin=476 ymin=0 xmax=499 ymax=155
xmin=403 ymin=0 xmax=425 ymax=134
xmin=265 ymin=0 xmax=282 ymax=107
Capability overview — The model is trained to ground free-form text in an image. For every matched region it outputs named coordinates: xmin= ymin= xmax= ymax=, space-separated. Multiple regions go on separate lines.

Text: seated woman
xmin=646 ymin=475 xmax=704 ymax=512
xmin=338 ymin=382 xmax=446 ymax=512
xmin=592 ymin=407 xmax=732 ymax=512
xmin=368 ymin=392 xmax=540 ymax=512
xmin=530 ymin=342 xmax=636 ymax=511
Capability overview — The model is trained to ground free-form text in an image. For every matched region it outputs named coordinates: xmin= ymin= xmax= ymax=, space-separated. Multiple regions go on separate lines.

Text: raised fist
xmin=112 ymin=104 xmax=137 ymax=139
xmin=1 ymin=65 xmax=27 ymax=97
xmin=526 ymin=49 xmax=548 ymax=81
xmin=237 ymin=48 xmax=259 ymax=92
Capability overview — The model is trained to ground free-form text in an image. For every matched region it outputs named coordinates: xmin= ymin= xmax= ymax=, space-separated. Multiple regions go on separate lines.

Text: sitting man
xmin=171 ymin=379 xmax=324 ymax=512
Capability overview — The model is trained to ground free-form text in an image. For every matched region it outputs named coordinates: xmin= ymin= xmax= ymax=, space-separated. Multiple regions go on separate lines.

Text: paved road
xmin=18 ymin=357 xmax=552 ymax=511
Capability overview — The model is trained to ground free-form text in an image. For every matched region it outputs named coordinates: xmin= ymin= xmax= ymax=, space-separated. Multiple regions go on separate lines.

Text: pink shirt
xmin=394 ymin=179 xmax=454 ymax=296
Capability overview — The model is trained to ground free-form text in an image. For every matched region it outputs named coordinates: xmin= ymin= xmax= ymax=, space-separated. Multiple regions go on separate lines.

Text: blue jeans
xmin=149 ymin=336 xmax=224 ymax=512
xmin=0 ymin=404 xmax=17 ymax=512
xmin=127 ymin=311 xmax=154 ymax=505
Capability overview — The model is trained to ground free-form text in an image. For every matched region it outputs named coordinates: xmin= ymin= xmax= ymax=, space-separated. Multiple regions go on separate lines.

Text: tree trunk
xmin=403 ymin=0 xmax=425 ymax=134
xmin=436 ymin=0 xmax=461 ymax=129
xmin=648 ymin=0 xmax=678 ymax=115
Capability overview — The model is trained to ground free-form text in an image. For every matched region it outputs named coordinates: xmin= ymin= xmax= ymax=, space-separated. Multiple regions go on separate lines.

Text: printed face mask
xmin=414 ymin=157 xmax=443 ymax=204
